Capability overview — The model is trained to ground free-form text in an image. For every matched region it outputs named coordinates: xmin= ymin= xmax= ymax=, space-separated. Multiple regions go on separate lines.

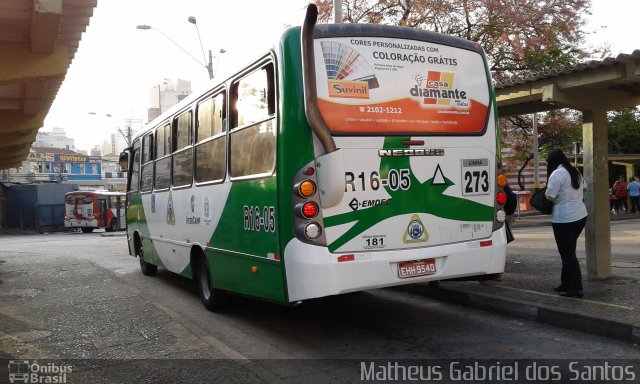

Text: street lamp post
xmin=137 ymin=18 xmax=225 ymax=80
xmin=88 ymin=112 xmax=141 ymax=148
xmin=186 ymin=16 xmax=213 ymax=80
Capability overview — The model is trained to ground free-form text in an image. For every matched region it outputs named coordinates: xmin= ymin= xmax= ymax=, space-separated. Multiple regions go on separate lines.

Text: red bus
xmin=64 ymin=191 xmax=125 ymax=233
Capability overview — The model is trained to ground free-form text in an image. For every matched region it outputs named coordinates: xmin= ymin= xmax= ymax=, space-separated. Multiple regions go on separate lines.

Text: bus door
xmin=97 ymin=198 xmax=108 ymax=228
xmin=111 ymin=195 xmax=126 ymax=230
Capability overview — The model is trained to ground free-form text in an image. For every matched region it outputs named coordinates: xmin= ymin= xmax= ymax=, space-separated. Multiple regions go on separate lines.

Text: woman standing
xmin=545 ymin=149 xmax=588 ymax=298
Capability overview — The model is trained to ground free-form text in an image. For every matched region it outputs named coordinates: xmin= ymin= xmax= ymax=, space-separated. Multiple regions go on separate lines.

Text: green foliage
xmin=607 ymin=108 xmax=640 ymax=154
xmin=316 ymin=0 xmax=592 ymax=79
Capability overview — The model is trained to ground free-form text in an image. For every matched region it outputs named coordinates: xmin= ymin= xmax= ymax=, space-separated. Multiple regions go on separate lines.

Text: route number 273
xmin=463 ymin=170 xmax=489 ymax=194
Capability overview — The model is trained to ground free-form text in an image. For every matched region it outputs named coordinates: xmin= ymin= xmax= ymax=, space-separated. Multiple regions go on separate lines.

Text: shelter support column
xmin=582 ymin=109 xmax=611 ymax=279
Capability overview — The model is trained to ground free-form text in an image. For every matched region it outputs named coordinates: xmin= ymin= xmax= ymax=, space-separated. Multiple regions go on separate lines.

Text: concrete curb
xmin=394 ymin=284 xmax=640 ymax=344
xmin=100 ymin=232 xmax=127 ymax=237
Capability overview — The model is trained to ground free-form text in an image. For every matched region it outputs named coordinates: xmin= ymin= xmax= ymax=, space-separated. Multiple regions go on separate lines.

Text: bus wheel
xmin=137 ymin=242 xmax=157 ymax=276
xmin=196 ymin=256 xmax=228 ymax=311
xmin=81 ymin=227 xmax=93 ymax=233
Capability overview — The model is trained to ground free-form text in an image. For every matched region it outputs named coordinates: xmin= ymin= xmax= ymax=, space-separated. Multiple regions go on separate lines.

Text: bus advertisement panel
xmin=315 ymin=37 xmax=490 ymax=134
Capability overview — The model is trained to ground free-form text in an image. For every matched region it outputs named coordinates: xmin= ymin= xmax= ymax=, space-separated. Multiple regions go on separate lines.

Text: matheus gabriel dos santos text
xmin=360 ymin=361 xmax=637 ymax=382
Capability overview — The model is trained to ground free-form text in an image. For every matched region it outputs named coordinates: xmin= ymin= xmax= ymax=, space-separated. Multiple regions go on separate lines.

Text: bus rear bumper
xmin=64 ymin=219 xmax=98 ymax=228
xmin=284 ymin=228 xmax=507 ymax=302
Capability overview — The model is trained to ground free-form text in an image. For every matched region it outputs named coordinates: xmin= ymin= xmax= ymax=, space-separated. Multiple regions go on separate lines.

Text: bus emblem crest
xmin=403 ymin=214 xmax=428 ymax=243
xmin=166 ymin=191 xmax=175 ymax=225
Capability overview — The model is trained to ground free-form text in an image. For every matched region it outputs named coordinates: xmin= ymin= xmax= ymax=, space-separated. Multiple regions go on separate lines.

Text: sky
xmin=43 ymin=0 xmax=639 ymax=153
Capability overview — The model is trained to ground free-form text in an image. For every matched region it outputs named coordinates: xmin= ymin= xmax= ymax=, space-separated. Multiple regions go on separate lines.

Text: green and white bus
xmin=121 ymin=5 xmax=509 ymax=310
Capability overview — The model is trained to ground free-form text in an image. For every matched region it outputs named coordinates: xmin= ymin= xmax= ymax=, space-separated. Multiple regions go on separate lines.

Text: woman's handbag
xmin=530 ymin=187 xmax=553 ymax=214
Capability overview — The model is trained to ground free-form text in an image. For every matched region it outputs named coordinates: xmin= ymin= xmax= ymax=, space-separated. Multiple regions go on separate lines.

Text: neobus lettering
xmin=378 ymin=149 xmax=445 ymax=157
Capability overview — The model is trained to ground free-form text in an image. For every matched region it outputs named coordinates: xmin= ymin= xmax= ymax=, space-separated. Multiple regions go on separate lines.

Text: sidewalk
xmin=397 ymin=212 xmax=640 ymax=344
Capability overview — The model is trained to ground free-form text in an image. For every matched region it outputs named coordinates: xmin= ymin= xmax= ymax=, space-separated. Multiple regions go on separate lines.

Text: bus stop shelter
xmin=495 ymin=50 xmax=640 ymax=280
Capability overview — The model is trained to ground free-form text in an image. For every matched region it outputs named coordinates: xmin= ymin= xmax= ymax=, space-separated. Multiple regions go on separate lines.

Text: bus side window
xmin=140 ymin=134 xmax=154 ymax=192
xmin=154 ymin=123 xmax=172 ymax=190
xmin=172 ymin=110 xmax=193 ymax=187
xmin=230 ymin=62 xmax=276 ymax=178
xmin=155 ymin=123 xmax=171 ymax=158
xmin=142 ymin=133 xmax=153 ymax=163
xmin=130 ymin=144 xmax=140 ymax=193
xmin=195 ymin=92 xmax=227 ymax=183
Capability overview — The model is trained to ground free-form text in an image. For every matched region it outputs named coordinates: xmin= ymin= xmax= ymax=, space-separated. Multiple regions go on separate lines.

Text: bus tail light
xmin=297 ymin=180 xmax=316 ymax=197
xmin=293 ymin=161 xmax=326 ymax=245
xmin=493 ymin=163 xmax=506 ymax=232
xmin=496 ymin=209 xmax=506 ymax=223
xmin=304 ymin=223 xmax=322 ymax=239
xmin=301 ymin=202 xmax=318 ymax=218
xmin=496 ymin=191 xmax=507 ymax=205
xmin=497 ymin=173 xmax=507 ymax=187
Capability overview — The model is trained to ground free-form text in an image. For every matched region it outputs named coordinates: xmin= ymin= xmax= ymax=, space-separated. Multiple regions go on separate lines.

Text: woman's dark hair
xmin=546 ymin=148 xmax=581 ymax=189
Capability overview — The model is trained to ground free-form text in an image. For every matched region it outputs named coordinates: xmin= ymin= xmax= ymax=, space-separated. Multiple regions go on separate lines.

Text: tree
xmin=500 ymin=110 xmax=582 ymax=189
xmin=607 ymin=108 xmax=640 ymax=154
xmin=316 ymin=0 xmax=592 ymax=78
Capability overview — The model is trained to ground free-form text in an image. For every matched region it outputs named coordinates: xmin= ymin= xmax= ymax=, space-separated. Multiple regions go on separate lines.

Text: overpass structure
xmin=0 ymin=0 xmax=97 ymax=170
xmin=495 ymin=50 xmax=640 ymax=280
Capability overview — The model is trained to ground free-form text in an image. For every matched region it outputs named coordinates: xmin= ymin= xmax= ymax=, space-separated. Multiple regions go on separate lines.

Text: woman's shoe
xmin=552 ymin=286 xmax=568 ymax=292
xmin=559 ymin=291 xmax=583 ymax=298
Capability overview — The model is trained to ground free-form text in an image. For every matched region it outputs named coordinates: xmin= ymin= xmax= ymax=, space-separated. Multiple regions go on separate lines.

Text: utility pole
xmin=533 ymin=113 xmax=540 ymax=191
xmin=206 ymin=49 xmax=213 ymax=80
xmin=334 ymin=0 xmax=342 ymax=23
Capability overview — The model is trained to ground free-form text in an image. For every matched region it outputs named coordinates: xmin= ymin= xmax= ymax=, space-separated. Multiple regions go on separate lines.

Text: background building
xmin=147 ymin=78 xmax=192 ymax=122
xmin=33 ymin=127 xmax=76 ymax=151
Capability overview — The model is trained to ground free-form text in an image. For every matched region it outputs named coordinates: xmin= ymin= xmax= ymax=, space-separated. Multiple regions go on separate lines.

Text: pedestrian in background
xmin=609 ymin=188 xmax=618 ymax=215
xmin=613 ymin=175 xmax=629 ymax=213
xmin=628 ymin=176 xmax=640 ymax=214
xmin=545 ymin=149 xmax=588 ymax=298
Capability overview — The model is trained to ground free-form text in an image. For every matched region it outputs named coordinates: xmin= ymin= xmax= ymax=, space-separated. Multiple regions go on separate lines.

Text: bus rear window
xmin=314 ymin=37 xmax=490 ymax=135
xmin=65 ymin=194 xmax=92 ymax=204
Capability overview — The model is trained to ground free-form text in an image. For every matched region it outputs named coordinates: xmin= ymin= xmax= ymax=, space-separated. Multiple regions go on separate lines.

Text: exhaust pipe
xmin=301 ymin=3 xmax=337 ymax=154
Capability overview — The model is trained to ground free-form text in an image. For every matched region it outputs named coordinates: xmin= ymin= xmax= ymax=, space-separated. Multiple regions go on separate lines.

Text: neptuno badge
xmin=403 ymin=214 xmax=428 ymax=243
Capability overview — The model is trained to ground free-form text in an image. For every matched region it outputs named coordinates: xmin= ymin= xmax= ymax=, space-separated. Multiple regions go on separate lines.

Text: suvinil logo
xmin=328 ymin=80 xmax=370 ymax=99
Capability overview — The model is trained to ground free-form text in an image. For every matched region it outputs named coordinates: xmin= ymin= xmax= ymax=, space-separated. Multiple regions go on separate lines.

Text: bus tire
xmin=137 ymin=240 xmax=157 ymax=276
xmin=196 ymin=256 xmax=228 ymax=311
xmin=81 ymin=227 xmax=93 ymax=233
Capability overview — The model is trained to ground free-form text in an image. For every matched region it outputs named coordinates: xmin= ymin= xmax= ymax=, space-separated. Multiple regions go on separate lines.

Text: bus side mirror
xmin=119 ymin=151 xmax=129 ymax=172
xmin=315 ymin=149 xmax=345 ymax=208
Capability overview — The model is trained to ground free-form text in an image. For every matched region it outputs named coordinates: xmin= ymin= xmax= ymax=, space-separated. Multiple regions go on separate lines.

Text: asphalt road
xmin=0 ymin=229 xmax=638 ymax=383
